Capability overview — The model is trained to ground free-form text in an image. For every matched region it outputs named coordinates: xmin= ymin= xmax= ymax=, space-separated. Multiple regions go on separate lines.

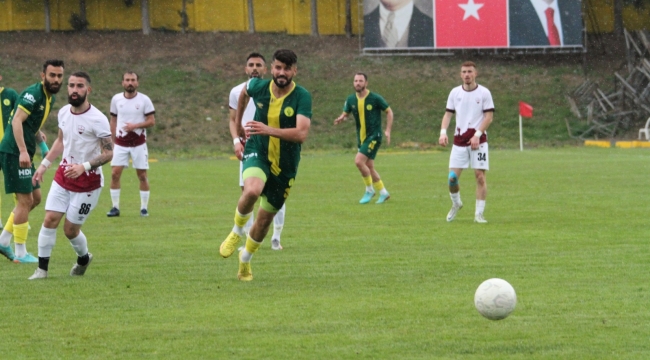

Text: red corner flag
xmin=519 ymin=101 xmax=533 ymax=118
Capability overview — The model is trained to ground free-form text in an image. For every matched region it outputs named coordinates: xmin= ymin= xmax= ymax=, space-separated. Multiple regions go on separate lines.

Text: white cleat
xmin=28 ymin=268 xmax=48 ymax=280
xmin=446 ymin=202 xmax=463 ymax=222
xmin=474 ymin=213 xmax=488 ymax=224
xmin=271 ymin=238 xmax=283 ymax=251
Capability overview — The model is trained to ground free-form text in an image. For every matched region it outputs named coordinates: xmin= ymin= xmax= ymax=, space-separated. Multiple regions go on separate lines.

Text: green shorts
xmin=358 ymin=134 xmax=382 ymax=160
xmin=0 ymin=152 xmax=40 ymax=194
xmin=242 ymin=155 xmax=295 ymax=212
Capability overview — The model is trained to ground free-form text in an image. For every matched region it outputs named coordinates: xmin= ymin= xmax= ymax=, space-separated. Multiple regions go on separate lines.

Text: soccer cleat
xmin=28 ymin=268 xmax=48 ymax=280
xmin=474 ymin=213 xmax=488 ymax=224
xmin=237 ymin=252 xmax=253 ymax=281
xmin=70 ymin=253 xmax=93 ymax=276
xmin=376 ymin=193 xmax=390 ymax=204
xmin=13 ymin=253 xmax=38 ymax=263
xmin=446 ymin=202 xmax=463 ymax=222
xmin=220 ymin=232 xmax=243 ymax=258
xmin=140 ymin=209 xmax=149 ymax=217
xmin=106 ymin=207 xmax=120 ymax=217
xmin=359 ymin=191 xmax=376 ymax=204
xmin=0 ymin=244 xmax=15 ymax=261
xmin=271 ymin=238 xmax=283 ymax=251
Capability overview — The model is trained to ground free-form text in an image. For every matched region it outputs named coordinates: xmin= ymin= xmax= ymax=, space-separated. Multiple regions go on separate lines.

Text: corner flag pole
xmin=519 ymin=114 xmax=523 ymax=151
xmin=518 ymin=101 xmax=533 ymax=152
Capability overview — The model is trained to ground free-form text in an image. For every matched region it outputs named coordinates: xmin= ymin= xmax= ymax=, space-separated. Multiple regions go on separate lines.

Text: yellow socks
xmin=234 ymin=208 xmax=252 ymax=230
xmin=362 ymin=175 xmax=372 ymax=187
xmin=240 ymin=235 xmax=262 ymax=263
xmin=13 ymin=222 xmax=28 ymax=245
xmin=4 ymin=212 xmax=15 ymax=234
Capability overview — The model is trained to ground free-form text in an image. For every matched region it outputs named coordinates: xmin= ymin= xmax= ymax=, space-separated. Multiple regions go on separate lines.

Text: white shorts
xmin=111 ymin=143 xmax=149 ymax=169
xmin=239 ymin=161 xmax=244 ymax=187
xmin=449 ymin=143 xmax=489 ymax=170
xmin=44 ymin=181 xmax=102 ymax=225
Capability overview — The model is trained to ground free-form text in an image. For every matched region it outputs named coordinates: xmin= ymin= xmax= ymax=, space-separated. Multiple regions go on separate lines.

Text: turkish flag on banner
xmin=519 ymin=101 xmax=534 ymax=118
xmin=435 ymin=0 xmax=508 ymax=48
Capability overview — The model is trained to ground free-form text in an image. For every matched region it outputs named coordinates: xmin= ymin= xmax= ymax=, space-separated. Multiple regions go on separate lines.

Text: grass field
xmin=0 ymin=147 xmax=648 ymax=359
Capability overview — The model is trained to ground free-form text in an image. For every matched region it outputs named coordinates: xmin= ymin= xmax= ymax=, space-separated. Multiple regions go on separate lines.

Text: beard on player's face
xmin=68 ymin=92 xmax=86 ymax=107
xmin=124 ymin=84 xmax=136 ymax=93
xmin=44 ymin=78 xmax=61 ymax=94
xmin=354 ymin=84 xmax=366 ymax=92
xmin=273 ymin=75 xmax=292 ymax=88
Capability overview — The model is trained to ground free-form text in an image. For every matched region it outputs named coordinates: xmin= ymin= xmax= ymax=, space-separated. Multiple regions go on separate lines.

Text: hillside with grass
xmin=0 ymin=32 xmax=624 ymax=155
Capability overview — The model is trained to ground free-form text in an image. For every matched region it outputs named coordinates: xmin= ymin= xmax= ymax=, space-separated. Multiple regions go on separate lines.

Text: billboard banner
xmin=363 ymin=0 xmax=584 ymax=50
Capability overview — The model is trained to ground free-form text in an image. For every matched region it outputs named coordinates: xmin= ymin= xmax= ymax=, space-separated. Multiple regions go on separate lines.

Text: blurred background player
xmin=0 ymin=60 xmax=63 ymax=263
xmin=229 ymin=52 xmax=285 ymax=250
xmin=107 ymin=72 xmax=155 ymax=217
xmin=29 ymin=71 xmax=113 ymax=279
xmin=334 ymin=73 xmax=393 ymax=204
xmin=220 ymin=49 xmax=312 ymax=281
xmin=439 ymin=61 xmax=494 ymax=223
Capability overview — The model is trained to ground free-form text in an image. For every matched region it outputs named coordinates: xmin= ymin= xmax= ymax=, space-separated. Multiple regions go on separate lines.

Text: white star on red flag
xmin=458 ymin=0 xmax=484 ymax=20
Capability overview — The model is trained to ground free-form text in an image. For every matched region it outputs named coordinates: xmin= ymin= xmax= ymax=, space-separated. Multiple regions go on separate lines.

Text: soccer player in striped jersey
xmin=220 ymin=49 xmax=312 ymax=281
xmin=229 ymin=52 xmax=286 ymax=250
xmin=334 ymin=73 xmax=393 ymax=204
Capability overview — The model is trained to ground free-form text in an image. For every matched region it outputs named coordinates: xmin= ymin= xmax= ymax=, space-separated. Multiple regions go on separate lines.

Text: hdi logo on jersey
xmin=23 ymin=93 xmax=36 ymax=104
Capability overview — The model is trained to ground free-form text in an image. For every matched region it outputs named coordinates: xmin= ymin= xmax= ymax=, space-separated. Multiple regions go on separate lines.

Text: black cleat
xmin=107 ymin=207 xmax=120 ymax=217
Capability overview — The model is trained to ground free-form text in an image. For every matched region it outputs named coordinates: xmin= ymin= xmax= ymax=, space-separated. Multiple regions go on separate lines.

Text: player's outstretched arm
xmin=245 ymin=115 xmax=311 ymax=144
xmin=439 ymin=111 xmax=454 ymax=147
xmin=33 ymin=129 xmax=64 ymax=186
xmin=384 ymin=108 xmax=394 ymax=146
xmin=334 ymin=112 xmax=348 ymax=125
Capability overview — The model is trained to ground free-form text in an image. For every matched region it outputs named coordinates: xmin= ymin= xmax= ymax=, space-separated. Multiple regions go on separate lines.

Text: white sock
xmin=476 ymin=200 xmax=486 ymax=215
xmin=15 ymin=243 xmax=26 ymax=258
xmin=38 ymin=226 xmax=57 ymax=258
xmin=243 ymin=211 xmax=255 ymax=234
xmin=379 ymin=188 xmax=389 ymax=196
xmin=0 ymin=229 xmax=12 ymax=247
xmin=140 ymin=191 xmax=150 ymax=210
xmin=450 ymin=192 xmax=461 ymax=205
xmin=240 ymin=237 xmax=262 ymax=263
xmin=366 ymin=185 xmax=374 ymax=193
xmin=69 ymin=231 xmax=88 ymax=257
xmin=110 ymin=189 xmax=121 ymax=209
xmin=272 ymin=205 xmax=285 ymax=240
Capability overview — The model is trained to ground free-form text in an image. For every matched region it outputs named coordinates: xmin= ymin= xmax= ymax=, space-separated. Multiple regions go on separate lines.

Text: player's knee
xmin=63 ymin=225 xmax=80 ymax=240
xmin=476 ymin=174 xmax=486 ymax=187
xmin=448 ymin=171 xmax=459 ymax=187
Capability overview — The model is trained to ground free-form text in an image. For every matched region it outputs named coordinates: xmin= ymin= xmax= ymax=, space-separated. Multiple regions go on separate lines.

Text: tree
xmin=247 ymin=0 xmax=255 ymax=33
xmin=44 ymin=0 xmax=51 ymax=33
xmin=311 ymin=0 xmax=318 ymax=36
xmin=344 ymin=0 xmax=351 ymax=37
xmin=141 ymin=0 xmax=151 ymax=35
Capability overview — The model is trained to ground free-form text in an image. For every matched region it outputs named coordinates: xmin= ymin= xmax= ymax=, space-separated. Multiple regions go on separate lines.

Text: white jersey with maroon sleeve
xmin=229 ymin=81 xmax=257 ymax=128
xmin=445 ymin=84 xmax=494 ymax=147
xmin=54 ymin=104 xmax=112 ymax=192
xmin=109 ymin=92 xmax=155 ymax=147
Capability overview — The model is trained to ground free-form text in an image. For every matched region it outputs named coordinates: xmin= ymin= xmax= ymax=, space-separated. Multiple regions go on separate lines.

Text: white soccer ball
xmin=474 ymin=278 xmax=517 ymax=320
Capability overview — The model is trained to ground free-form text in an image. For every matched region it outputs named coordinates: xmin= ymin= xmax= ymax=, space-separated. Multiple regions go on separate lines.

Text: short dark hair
xmin=272 ymin=49 xmax=297 ymax=67
xmin=247 ymin=52 xmax=266 ymax=63
xmin=123 ymin=71 xmax=139 ymax=80
xmin=71 ymin=71 xmax=91 ymax=84
xmin=355 ymin=72 xmax=368 ymax=81
xmin=42 ymin=59 xmax=64 ymax=73
xmin=461 ymin=61 xmax=477 ymax=69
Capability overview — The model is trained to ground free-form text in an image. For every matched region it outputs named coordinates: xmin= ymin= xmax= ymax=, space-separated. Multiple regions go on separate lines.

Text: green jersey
xmin=0 ymin=87 xmax=18 ymax=136
xmin=0 ymin=82 xmax=54 ymax=157
xmin=245 ymin=77 xmax=312 ymax=178
xmin=343 ymin=91 xmax=390 ymax=145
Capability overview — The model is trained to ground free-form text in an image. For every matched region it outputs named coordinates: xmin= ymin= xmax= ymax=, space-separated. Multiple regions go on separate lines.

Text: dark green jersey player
xmin=0 ymin=60 xmax=64 ymax=264
xmin=220 ymin=49 xmax=311 ymax=282
xmin=0 ymin=84 xmax=19 ymax=135
xmin=335 ymin=73 xmax=394 ymax=204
